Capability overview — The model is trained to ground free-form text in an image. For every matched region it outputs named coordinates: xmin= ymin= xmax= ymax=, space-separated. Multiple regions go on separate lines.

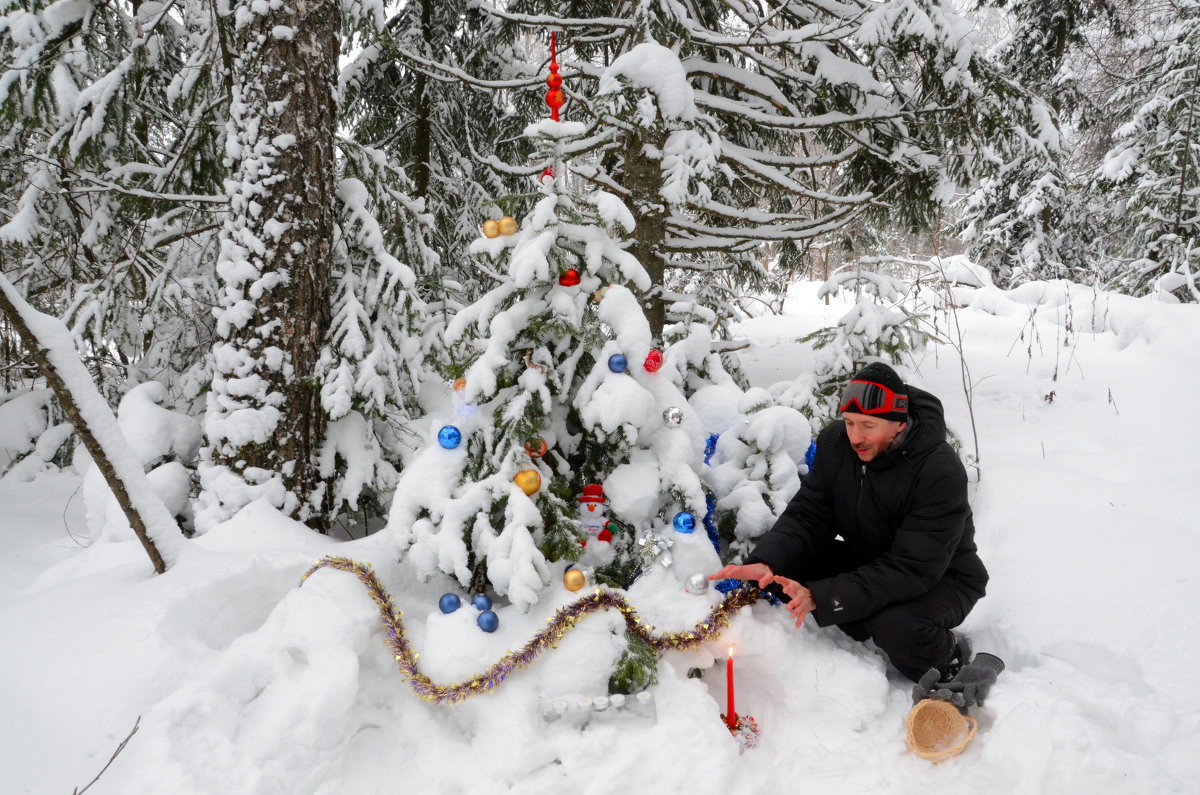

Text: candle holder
xmin=720 ymin=713 xmax=761 ymax=752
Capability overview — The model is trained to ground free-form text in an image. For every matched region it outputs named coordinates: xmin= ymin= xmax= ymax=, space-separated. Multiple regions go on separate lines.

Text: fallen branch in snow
xmin=72 ymin=716 xmax=140 ymax=795
xmin=0 ymin=274 xmax=182 ymax=573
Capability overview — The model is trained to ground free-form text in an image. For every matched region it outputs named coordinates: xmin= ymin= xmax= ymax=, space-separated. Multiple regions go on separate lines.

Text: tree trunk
xmin=622 ymin=131 xmax=668 ymax=338
xmin=411 ymin=0 xmax=433 ymax=199
xmin=202 ymin=0 xmax=338 ymax=531
xmin=0 ymin=276 xmax=172 ymax=573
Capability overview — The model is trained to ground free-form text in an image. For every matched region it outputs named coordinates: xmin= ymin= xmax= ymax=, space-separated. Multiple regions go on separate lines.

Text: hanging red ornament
xmin=523 ymin=438 xmax=549 ymax=458
xmin=559 ymin=269 xmax=581 ymax=287
xmin=644 ymin=349 xmax=664 ymax=372
xmin=546 ymin=31 xmax=563 ymax=122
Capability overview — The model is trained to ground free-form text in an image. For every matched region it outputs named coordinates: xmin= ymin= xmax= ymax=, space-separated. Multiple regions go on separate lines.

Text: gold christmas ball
xmin=482 ymin=219 xmax=501 ymax=238
xmin=515 ymin=468 xmax=542 ymax=496
xmin=563 ymin=568 xmax=586 ymax=591
xmin=498 ymin=216 xmax=519 ymax=236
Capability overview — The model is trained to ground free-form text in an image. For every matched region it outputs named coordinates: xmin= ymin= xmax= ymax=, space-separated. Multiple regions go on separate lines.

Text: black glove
xmin=913 ymin=652 xmax=1005 ymax=709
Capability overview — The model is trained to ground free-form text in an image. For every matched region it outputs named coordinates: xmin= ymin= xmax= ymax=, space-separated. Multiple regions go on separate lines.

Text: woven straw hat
xmin=905 ymin=698 xmax=978 ymax=762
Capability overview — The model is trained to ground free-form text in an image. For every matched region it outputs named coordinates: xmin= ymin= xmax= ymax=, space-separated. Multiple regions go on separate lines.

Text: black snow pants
xmin=776 ymin=540 xmax=982 ymax=682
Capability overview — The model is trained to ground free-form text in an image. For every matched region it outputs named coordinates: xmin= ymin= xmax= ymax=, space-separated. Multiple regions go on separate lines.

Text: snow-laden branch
xmin=472 ymin=3 xmax=635 ymax=30
xmin=0 ymin=273 xmax=184 ymax=573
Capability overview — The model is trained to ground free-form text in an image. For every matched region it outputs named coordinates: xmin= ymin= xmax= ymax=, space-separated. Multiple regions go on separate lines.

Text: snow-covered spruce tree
xmin=195 ymin=0 xmax=340 ymax=532
xmin=340 ymin=0 xmax=533 ymax=314
xmin=1099 ymin=2 xmax=1200 ymax=300
xmin=0 ymin=0 xmax=226 ymax=402
xmin=787 ymin=265 xmax=934 ymax=429
xmin=386 ymin=107 xmax=726 ymax=605
xmin=706 ymin=387 xmax=812 ymax=558
xmin=314 ymin=140 xmax=440 ymax=533
xmin=961 ymin=0 xmax=1126 ymax=285
xmin=471 ymin=1 xmax=1002 ymax=334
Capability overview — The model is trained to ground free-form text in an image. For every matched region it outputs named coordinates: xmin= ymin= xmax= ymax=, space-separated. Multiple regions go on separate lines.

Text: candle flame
xmin=728 ymin=646 xmax=734 ymax=658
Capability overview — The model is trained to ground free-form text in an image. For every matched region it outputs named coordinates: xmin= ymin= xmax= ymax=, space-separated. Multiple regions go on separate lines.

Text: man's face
xmin=842 ymin=413 xmax=907 ymax=462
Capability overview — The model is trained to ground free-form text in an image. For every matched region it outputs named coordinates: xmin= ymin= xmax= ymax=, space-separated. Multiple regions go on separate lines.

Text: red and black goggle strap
xmin=839 ymin=380 xmax=909 ymax=415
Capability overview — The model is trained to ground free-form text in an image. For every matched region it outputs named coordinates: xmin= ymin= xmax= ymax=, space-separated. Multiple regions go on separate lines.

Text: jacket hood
xmin=874 ymin=384 xmax=947 ymax=467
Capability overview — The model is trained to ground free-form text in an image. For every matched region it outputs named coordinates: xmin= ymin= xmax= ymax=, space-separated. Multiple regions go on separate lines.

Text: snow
xmin=3 ymin=278 xmax=1200 ymax=792
xmin=599 ymin=42 xmax=699 ymax=121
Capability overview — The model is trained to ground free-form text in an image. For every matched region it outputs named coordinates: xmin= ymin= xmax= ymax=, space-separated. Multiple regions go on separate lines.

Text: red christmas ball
xmin=644 ymin=349 xmax=664 ymax=372
xmin=545 ymin=90 xmax=566 ymax=110
xmin=546 ymin=73 xmax=563 ymax=89
xmin=559 ymin=269 xmax=581 ymax=286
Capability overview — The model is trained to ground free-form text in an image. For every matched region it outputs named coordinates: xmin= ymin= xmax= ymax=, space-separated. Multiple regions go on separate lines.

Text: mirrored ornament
xmin=662 ymin=406 xmax=684 ymax=426
xmin=563 ymin=567 xmax=587 ymax=592
xmin=515 ymin=469 xmax=542 ymax=496
xmin=477 ymin=610 xmax=500 ymax=632
xmin=685 ymin=572 xmax=710 ymax=595
xmin=673 ymin=512 xmax=697 ymax=533
xmin=636 ymin=533 xmax=674 ymax=570
xmin=437 ymin=425 xmax=462 ymax=449
xmin=439 ymin=593 xmax=462 ymax=614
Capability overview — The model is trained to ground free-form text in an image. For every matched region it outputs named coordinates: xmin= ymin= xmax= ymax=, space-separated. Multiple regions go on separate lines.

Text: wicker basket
xmin=905 ymin=698 xmax=978 ymax=762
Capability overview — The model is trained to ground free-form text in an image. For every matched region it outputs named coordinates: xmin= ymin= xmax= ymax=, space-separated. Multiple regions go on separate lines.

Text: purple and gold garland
xmin=301 ymin=556 xmax=761 ymax=705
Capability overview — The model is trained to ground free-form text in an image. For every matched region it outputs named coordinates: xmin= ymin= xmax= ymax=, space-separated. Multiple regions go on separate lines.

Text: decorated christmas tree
xmin=383 ymin=37 xmax=742 ymax=608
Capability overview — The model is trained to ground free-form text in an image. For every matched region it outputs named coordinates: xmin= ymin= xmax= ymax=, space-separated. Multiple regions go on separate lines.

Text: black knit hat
xmin=840 ymin=362 xmax=908 ymax=422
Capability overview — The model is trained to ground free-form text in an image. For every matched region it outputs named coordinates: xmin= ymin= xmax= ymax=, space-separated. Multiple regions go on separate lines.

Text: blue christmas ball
xmin=472 ymin=594 xmax=493 ymax=612
xmin=477 ymin=610 xmax=500 ymax=633
xmin=437 ymin=425 xmax=463 ymax=449
xmin=673 ymin=511 xmax=697 ymax=533
xmin=438 ymin=593 xmax=462 ymax=614
xmin=607 ymin=354 xmax=628 ymax=373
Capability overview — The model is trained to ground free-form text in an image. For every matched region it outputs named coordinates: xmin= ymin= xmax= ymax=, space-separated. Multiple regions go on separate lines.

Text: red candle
xmin=726 ymin=646 xmax=736 ymax=729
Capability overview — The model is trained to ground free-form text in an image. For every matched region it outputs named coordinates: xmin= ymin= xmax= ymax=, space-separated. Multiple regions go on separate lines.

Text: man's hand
xmin=772 ymin=574 xmax=816 ymax=627
xmin=708 ymin=563 xmax=774 ymax=589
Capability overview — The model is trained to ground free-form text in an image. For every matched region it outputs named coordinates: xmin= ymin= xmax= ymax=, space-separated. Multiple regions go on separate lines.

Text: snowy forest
xmin=4 ymin=0 xmax=1198 ymax=567
xmin=1 ymin=0 xmax=1199 ymax=791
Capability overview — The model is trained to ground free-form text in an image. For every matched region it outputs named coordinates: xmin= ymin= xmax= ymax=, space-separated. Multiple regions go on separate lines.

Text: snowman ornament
xmin=577 ymin=484 xmax=616 ymax=566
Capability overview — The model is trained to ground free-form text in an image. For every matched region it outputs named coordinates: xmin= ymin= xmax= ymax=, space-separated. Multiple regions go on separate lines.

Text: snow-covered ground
xmin=2 ymin=279 xmax=1197 ymax=793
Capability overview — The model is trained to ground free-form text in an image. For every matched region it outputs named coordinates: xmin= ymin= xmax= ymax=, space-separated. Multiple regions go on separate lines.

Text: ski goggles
xmin=839 ymin=379 xmax=908 ymax=415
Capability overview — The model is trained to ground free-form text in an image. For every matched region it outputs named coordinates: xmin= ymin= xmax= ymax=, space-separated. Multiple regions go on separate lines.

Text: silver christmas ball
xmin=663 ymin=406 xmax=684 ymax=426
xmin=685 ymin=572 xmax=710 ymax=595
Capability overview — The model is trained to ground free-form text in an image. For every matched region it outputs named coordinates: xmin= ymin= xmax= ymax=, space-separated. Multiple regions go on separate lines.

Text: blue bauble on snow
xmin=472 ymin=594 xmax=493 ymax=612
xmin=477 ymin=610 xmax=500 ymax=632
xmin=437 ymin=425 xmax=463 ymax=449
xmin=673 ymin=511 xmax=697 ymax=533
xmin=439 ymin=593 xmax=462 ymax=613
xmin=607 ymin=354 xmax=628 ymax=373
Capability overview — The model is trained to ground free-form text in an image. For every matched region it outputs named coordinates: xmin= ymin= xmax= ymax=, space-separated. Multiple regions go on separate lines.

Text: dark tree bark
xmin=207 ymin=0 xmax=339 ymax=530
xmin=622 ymin=131 xmax=668 ymax=338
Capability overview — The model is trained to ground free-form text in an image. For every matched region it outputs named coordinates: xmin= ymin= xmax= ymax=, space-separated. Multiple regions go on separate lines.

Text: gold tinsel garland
xmin=300 ymin=556 xmax=761 ymax=704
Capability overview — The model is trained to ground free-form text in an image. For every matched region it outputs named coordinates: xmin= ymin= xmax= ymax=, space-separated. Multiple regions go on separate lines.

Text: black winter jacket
xmin=747 ymin=386 xmax=988 ymax=626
